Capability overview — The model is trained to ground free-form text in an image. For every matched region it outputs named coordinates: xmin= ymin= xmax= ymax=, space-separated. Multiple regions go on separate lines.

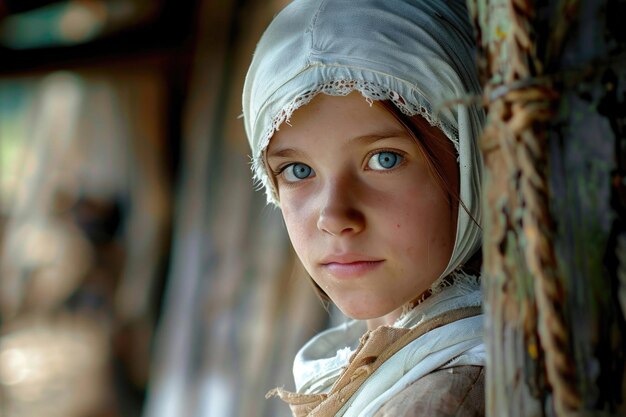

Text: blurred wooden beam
xmin=0 ymin=0 xmax=196 ymax=74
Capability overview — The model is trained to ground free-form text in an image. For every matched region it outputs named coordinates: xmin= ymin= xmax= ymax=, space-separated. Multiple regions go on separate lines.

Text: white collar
xmin=293 ymin=274 xmax=482 ymax=394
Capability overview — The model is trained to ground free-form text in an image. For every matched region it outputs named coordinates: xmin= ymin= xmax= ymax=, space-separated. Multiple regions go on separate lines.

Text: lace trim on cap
xmin=251 ymin=79 xmax=460 ymax=204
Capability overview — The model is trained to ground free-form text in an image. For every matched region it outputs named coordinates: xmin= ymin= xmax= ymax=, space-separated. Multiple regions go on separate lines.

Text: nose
xmin=316 ymin=181 xmax=365 ymax=236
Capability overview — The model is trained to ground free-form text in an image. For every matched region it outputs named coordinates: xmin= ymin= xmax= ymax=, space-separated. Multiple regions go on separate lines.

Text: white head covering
xmin=242 ymin=0 xmax=484 ymax=281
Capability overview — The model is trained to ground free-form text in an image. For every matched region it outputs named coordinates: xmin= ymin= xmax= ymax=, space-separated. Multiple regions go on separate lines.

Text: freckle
xmin=396 ymin=224 xmax=400 ymax=228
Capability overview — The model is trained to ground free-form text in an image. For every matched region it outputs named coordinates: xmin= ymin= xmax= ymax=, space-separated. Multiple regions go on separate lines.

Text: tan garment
xmin=372 ymin=365 xmax=485 ymax=417
xmin=267 ymin=306 xmax=482 ymax=417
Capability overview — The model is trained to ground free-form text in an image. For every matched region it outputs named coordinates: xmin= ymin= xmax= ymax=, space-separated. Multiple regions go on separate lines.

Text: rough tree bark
xmin=468 ymin=0 xmax=626 ymax=416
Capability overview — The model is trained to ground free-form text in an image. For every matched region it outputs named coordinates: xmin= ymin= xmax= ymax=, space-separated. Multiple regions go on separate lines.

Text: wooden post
xmin=468 ymin=0 xmax=626 ymax=415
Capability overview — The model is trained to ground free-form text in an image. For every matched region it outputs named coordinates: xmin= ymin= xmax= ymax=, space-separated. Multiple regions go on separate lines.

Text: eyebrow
xmin=350 ymin=130 xmax=409 ymax=144
xmin=267 ymin=147 xmax=301 ymax=159
xmin=266 ymin=129 xmax=409 ymax=159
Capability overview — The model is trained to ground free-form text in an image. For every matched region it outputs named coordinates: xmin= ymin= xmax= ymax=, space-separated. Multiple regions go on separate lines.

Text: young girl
xmin=242 ymin=0 xmax=485 ymax=416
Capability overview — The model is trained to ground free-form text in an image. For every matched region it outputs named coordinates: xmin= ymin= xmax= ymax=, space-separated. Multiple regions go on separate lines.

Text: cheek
xmin=281 ymin=203 xmax=314 ymax=254
xmin=390 ymin=190 xmax=454 ymax=256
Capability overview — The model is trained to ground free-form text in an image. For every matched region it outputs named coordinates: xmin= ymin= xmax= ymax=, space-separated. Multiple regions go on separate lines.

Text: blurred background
xmin=0 ymin=1 xmax=334 ymax=416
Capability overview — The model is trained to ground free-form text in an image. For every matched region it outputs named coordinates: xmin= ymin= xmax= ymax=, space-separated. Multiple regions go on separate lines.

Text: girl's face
xmin=267 ymin=92 xmax=457 ymax=326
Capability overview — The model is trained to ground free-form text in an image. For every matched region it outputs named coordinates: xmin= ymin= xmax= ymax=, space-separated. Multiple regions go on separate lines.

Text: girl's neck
xmin=366 ymin=309 xmax=402 ymax=330
xmin=365 ymin=285 xmax=438 ymax=330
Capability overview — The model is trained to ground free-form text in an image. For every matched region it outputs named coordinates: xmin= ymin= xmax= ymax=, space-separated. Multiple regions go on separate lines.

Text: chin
xmin=341 ymin=310 xmax=374 ymax=321
xmin=336 ymin=302 xmax=395 ymax=322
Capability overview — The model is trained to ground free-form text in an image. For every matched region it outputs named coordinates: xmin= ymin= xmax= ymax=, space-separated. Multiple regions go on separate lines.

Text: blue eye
xmin=283 ymin=163 xmax=314 ymax=182
xmin=367 ymin=152 xmax=402 ymax=170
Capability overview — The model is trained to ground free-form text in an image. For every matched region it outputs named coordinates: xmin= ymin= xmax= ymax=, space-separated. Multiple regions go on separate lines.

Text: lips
xmin=320 ymin=254 xmax=384 ymax=278
xmin=320 ymin=253 xmax=382 ymax=264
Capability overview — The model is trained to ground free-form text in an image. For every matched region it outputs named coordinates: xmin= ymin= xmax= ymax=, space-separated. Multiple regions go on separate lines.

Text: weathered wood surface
xmin=469 ymin=0 xmax=626 ymax=415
